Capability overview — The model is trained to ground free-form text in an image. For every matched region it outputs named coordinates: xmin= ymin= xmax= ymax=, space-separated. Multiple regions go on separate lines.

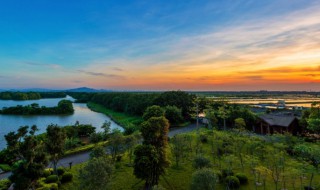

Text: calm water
xmin=0 ymin=96 xmax=122 ymax=150
xmin=224 ymin=98 xmax=320 ymax=107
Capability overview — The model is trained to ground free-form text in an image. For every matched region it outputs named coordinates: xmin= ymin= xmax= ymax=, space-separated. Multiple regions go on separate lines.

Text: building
xmin=198 ymin=113 xmax=209 ymax=125
xmin=255 ymin=114 xmax=301 ymax=135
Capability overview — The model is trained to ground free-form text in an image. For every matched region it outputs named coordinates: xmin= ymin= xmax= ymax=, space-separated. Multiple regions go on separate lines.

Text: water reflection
xmin=0 ymin=96 xmax=122 ymax=150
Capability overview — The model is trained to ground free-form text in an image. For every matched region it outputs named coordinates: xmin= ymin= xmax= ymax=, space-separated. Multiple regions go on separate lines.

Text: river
xmin=0 ymin=96 xmax=122 ymax=150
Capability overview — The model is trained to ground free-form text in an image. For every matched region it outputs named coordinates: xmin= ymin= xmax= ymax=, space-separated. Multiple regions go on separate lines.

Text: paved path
xmin=0 ymin=123 xmax=198 ymax=179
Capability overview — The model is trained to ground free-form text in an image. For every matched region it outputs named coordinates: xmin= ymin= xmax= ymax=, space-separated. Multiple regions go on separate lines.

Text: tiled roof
xmin=259 ymin=114 xmax=297 ymax=127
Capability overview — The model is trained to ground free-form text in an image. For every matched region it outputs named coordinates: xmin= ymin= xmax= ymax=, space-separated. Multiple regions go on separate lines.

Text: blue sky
xmin=0 ymin=0 xmax=320 ymax=90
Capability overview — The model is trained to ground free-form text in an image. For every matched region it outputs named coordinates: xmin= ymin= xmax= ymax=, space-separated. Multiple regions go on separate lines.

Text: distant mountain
xmin=19 ymin=88 xmax=57 ymax=92
xmin=65 ymin=87 xmax=111 ymax=93
xmin=1 ymin=87 xmax=111 ymax=93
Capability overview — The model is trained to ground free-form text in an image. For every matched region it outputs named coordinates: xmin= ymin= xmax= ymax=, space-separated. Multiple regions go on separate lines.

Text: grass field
xmin=87 ymin=102 xmax=143 ymax=132
xmin=60 ymin=128 xmax=320 ymax=190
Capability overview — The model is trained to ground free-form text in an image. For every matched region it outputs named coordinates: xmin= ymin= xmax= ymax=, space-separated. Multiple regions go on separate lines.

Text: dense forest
xmin=0 ymin=100 xmax=74 ymax=115
xmin=70 ymin=91 xmax=195 ymax=117
xmin=0 ymin=92 xmax=66 ymax=100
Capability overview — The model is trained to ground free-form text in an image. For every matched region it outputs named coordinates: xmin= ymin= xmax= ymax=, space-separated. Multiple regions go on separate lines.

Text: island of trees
xmin=0 ymin=92 xmax=66 ymax=100
xmin=0 ymin=100 xmax=74 ymax=115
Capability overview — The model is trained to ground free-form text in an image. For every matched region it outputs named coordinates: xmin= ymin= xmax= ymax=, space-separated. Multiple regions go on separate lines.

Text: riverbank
xmin=87 ymin=102 xmax=143 ymax=132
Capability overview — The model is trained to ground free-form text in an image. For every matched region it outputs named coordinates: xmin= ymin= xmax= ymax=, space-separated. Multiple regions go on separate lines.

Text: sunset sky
xmin=0 ymin=0 xmax=320 ymax=91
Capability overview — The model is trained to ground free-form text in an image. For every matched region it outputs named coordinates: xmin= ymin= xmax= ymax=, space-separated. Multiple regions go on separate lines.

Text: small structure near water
xmin=255 ymin=113 xmax=301 ymax=135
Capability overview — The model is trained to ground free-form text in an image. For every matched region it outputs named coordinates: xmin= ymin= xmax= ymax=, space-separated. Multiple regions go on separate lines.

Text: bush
xmin=36 ymin=183 xmax=58 ymax=190
xmin=90 ymin=145 xmax=106 ymax=159
xmin=65 ymin=137 xmax=81 ymax=150
xmin=61 ymin=172 xmax=73 ymax=183
xmin=42 ymin=169 xmax=52 ymax=177
xmin=190 ymin=168 xmax=217 ymax=190
xmin=0 ymin=164 xmax=11 ymax=172
xmin=89 ymin=132 xmax=104 ymax=143
xmin=57 ymin=167 xmax=65 ymax=176
xmin=222 ymin=169 xmax=234 ymax=178
xmin=46 ymin=175 xmax=59 ymax=183
xmin=225 ymin=176 xmax=240 ymax=189
xmin=235 ymin=173 xmax=248 ymax=184
xmin=0 ymin=179 xmax=11 ymax=190
xmin=214 ymin=171 xmax=223 ymax=182
xmin=193 ymin=156 xmax=211 ymax=169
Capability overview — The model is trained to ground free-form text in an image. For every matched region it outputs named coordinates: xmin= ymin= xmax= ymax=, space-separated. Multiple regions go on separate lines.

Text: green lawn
xmin=87 ymin=102 xmax=143 ymax=131
xmin=60 ymin=129 xmax=320 ymax=190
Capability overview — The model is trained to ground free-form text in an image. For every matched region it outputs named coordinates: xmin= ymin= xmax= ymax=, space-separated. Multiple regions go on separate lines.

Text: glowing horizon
xmin=0 ymin=1 xmax=320 ymax=91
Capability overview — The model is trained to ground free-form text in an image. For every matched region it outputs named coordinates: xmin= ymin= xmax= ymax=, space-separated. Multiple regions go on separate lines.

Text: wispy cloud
xmin=77 ymin=69 xmax=124 ymax=79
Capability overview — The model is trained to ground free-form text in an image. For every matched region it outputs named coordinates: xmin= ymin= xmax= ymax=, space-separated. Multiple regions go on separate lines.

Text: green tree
xmin=307 ymin=118 xmax=320 ymax=134
xmin=164 ymin=106 xmax=183 ymax=125
xmin=108 ymin=129 xmax=125 ymax=161
xmin=5 ymin=126 xmax=48 ymax=190
xmin=90 ymin=145 xmax=106 ymax=159
xmin=300 ymin=109 xmax=310 ymax=130
xmin=154 ymin=90 xmax=196 ymax=119
xmin=134 ymin=144 xmax=160 ymax=189
xmin=125 ymin=133 xmax=140 ymax=165
xmin=170 ymin=135 xmax=189 ymax=167
xmin=307 ymin=102 xmax=320 ymax=134
xmin=134 ymin=116 xmax=170 ymax=189
xmin=234 ymin=118 xmax=246 ymax=131
xmin=190 ymin=168 xmax=217 ymax=190
xmin=45 ymin=124 xmax=66 ymax=175
xmin=205 ymin=109 xmax=218 ymax=128
xmin=79 ymin=157 xmax=113 ymax=190
xmin=142 ymin=105 xmax=165 ymax=121
xmin=57 ymin=100 xmax=74 ymax=114
xmin=218 ymin=106 xmax=229 ymax=130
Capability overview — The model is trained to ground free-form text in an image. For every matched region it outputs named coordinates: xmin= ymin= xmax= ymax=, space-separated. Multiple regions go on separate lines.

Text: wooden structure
xmin=255 ymin=114 xmax=301 ymax=135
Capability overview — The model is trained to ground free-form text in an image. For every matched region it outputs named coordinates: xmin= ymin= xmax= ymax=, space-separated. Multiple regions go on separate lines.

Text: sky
xmin=0 ymin=0 xmax=320 ymax=91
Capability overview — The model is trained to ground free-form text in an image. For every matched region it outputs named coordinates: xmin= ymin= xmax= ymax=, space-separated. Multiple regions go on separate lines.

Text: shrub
xmin=42 ymin=169 xmax=52 ymax=177
xmin=214 ymin=171 xmax=223 ymax=182
xmin=190 ymin=168 xmax=217 ymax=190
xmin=89 ymin=132 xmax=104 ymax=143
xmin=36 ymin=183 xmax=58 ymax=190
xmin=235 ymin=173 xmax=248 ymax=184
xmin=0 ymin=164 xmax=11 ymax=172
xmin=47 ymin=183 xmax=58 ymax=190
xmin=65 ymin=137 xmax=81 ymax=150
xmin=57 ymin=167 xmax=65 ymax=176
xmin=225 ymin=176 xmax=240 ymax=189
xmin=193 ymin=156 xmax=211 ymax=169
xmin=222 ymin=169 xmax=234 ymax=178
xmin=46 ymin=175 xmax=59 ymax=183
xmin=90 ymin=145 xmax=106 ymax=159
xmin=0 ymin=179 xmax=11 ymax=190
xmin=61 ymin=172 xmax=73 ymax=183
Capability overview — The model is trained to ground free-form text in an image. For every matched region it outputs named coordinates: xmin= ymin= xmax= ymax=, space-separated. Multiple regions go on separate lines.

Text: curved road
xmin=0 ymin=123 xmax=198 ymax=179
